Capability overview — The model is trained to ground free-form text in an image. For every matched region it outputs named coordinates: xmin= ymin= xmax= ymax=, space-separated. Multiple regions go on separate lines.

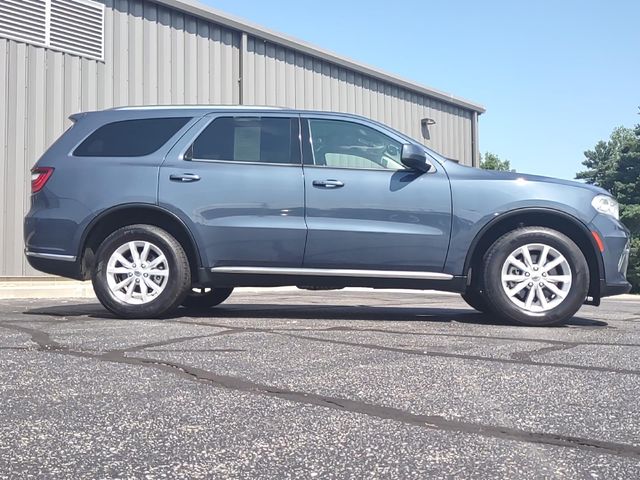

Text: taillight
xmin=31 ymin=167 xmax=54 ymax=194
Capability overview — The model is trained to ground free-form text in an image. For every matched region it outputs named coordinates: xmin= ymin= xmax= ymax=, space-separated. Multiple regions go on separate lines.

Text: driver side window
xmin=308 ymin=119 xmax=404 ymax=170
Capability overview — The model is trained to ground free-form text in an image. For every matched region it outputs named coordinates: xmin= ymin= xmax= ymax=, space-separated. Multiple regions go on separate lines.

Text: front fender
xmin=443 ymin=175 xmax=599 ymax=275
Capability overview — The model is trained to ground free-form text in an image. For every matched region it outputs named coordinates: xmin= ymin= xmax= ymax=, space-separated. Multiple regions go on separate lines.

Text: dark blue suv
xmin=25 ymin=107 xmax=631 ymax=325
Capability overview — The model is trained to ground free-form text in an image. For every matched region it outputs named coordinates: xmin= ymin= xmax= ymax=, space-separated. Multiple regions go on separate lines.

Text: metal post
xmin=239 ymin=32 xmax=248 ymax=105
xmin=471 ymin=111 xmax=480 ymax=167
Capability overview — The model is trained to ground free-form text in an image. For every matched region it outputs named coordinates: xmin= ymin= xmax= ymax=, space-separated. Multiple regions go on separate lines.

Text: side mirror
xmin=401 ymin=144 xmax=431 ymax=172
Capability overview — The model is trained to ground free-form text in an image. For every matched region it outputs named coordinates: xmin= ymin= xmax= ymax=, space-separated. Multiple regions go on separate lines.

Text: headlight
xmin=591 ymin=194 xmax=619 ymax=219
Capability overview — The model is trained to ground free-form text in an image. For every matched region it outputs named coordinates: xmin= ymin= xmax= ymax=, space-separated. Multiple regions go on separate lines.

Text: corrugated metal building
xmin=0 ymin=0 xmax=485 ymax=277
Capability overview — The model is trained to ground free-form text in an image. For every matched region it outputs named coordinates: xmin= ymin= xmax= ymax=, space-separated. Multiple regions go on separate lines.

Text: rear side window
xmin=74 ymin=117 xmax=190 ymax=157
xmin=190 ymin=117 xmax=299 ymax=165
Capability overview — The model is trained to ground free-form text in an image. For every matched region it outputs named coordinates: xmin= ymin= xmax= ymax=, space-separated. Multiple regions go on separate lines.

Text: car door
xmin=159 ymin=113 xmax=306 ymax=268
xmin=301 ymin=115 xmax=452 ymax=272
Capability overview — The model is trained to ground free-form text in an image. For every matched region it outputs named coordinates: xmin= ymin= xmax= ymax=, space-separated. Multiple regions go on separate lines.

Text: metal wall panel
xmin=0 ymin=0 xmax=240 ymax=276
xmin=243 ymin=36 xmax=474 ymax=164
xmin=0 ymin=0 xmax=477 ymax=277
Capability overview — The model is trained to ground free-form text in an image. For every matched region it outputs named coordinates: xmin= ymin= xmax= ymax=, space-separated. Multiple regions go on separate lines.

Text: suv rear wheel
xmin=92 ymin=224 xmax=191 ymax=318
xmin=482 ymin=227 xmax=589 ymax=326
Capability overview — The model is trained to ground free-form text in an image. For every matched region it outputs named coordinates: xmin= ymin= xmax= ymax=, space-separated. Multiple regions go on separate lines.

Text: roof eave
xmin=152 ymin=0 xmax=486 ymax=114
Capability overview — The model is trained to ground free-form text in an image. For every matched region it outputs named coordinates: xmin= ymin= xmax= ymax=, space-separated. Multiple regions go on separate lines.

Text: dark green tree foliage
xmin=577 ymin=124 xmax=640 ymax=292
xmin=480 ymin=152 xmax=514 ymax=172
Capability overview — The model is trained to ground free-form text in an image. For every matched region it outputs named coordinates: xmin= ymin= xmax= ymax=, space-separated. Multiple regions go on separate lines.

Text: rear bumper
xmin=600 ymin=279 xmax=632 ymax=298
xmin=25 ymin=250 xmax=83 ymax=280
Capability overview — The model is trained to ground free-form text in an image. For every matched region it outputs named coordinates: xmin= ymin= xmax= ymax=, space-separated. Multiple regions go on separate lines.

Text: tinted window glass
xmin=191 ymin=117 xmax=298 ymax=164
xmin=74 ymin=117 xmax=190 ymax=157
xmin=309 ymin=119 xmax=404 ymax=170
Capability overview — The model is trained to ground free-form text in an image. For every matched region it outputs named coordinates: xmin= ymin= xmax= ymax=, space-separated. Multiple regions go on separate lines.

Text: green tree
xmin=575 ymin=126 xmax=635 ymax=190
xmin=577 ymin=124 xmax=640 ymax=292
xmin=480 ymin=152 xmax=513 ymax=171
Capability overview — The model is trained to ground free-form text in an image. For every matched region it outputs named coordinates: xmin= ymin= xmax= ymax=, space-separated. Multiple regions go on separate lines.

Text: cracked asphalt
xmin=1 ymin=289 xmax=640 ymax=479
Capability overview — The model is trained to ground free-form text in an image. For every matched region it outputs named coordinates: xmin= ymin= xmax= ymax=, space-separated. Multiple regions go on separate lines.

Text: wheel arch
xmin=464 ymin=208 xmax=604 ymax=302
xmin=78 ymin=204 xmax=201 ymax=281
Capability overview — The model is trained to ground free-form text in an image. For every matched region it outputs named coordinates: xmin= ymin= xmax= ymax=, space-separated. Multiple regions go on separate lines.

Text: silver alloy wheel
xmin=106 ymin=241 xmax=169 ymax=305
xmin=500 ymin=243 xmax=572 ymax=313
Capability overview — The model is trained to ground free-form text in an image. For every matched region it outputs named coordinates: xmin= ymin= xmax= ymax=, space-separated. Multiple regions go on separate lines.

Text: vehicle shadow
xmin=22 ymin=302 xmax=608 ymax=328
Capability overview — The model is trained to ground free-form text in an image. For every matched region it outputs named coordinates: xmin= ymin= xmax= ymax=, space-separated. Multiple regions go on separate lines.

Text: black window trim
xmin=186 ymin=115 xmax=303 ymax=167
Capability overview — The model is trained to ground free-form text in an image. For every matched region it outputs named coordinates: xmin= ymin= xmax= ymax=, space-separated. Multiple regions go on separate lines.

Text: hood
xmin=442 ymin=161 xmax=611 ymax=196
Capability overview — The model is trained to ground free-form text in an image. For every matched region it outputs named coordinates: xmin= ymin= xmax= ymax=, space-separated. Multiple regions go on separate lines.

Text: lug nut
xmin=128 ymin=273 xmax=133 ymax=277
xmin=141 ymin=264 xmax=146 ymax=268
xmin=542 ymin=272 xmax=546 ymax=277
xmin=525 ymin=272 xmax=530 ymax=277
xmin=143 ymin=273 xmax=148 ymax=277
xmin=539 ymin=282 xmax=544 ymax=287
xmin=533 ymin=266 xmax=538 ymax=271
xmin=136 ymin=279 xmax=140 ymax=283
xmin=131 ymin=264 xmax=136 ymax=268
xmin=528 ymin=282 xmax=533 ymax=287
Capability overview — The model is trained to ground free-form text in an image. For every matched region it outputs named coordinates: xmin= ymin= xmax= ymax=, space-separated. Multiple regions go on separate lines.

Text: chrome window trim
xmin=189 ymin=158 xmax=302 ymax=167
xmin=302 ymin=164 xmax=407 ymax=173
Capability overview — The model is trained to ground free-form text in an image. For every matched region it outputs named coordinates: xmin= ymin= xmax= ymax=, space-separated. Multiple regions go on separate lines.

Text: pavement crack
xmin=146 ymin=348 xmax=246 ymax=353
xmin=0 ymin=323 xmax=68 ymax=352
xmin=510 ymin=343 xmax=579 ymax=361
xmin=166 ymin=321 xmax=640 ymax=349
xmin=85 ymin=353 xmax=640 ymax=460
xmin=113 ymin=329 xmax=241 ymax=354
xmin=318 ymin=326 xmax=640 ymax=349
xmin=277 ymin=332 xmax=640 ymax=376
xmin=3 ymin=322 xmax=640 ymax=459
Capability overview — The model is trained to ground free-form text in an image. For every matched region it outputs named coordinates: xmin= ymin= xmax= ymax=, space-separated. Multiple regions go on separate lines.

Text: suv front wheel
xmin=482 ymin=227 xmax=589 ymax=326
xmin=92 ymin=224 xmax=191 ymax=318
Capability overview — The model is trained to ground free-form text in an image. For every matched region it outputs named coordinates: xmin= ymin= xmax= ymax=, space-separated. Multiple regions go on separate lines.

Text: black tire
xmin=482 ymin=227 xmax=589 ymax=326
xmin=181 ymin=287 xmax=234 ymax=309
xmin=92 ymin=224 xmax=191 ymax=319
xmin=461 ymin=288 xmax=490 ymax=313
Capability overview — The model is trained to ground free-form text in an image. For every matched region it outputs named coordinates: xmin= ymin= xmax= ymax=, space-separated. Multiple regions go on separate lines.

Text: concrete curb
xmin=0 ymin=280 xmax=96 ymax=299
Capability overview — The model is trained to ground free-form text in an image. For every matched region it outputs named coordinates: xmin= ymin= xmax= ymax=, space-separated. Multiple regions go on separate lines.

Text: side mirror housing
xmin=401 ymin=144 xmax=431 ymax=172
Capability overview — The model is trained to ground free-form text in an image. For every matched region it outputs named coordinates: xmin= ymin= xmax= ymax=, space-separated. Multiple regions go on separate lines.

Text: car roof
xmin=107 ymin=105 xmax=368 ymax=119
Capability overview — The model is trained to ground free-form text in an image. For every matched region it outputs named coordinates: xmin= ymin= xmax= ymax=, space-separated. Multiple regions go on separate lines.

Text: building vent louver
xmin=0 ymin=0 xmax=47 ymax=45
xmin=50 ymin=0 xmax=104 ymax=60
xmin=0 ymin=0 xmax=104 ymax=61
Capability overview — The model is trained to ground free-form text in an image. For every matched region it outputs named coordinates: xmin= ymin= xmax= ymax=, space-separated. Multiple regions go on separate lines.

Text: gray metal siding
xmin=0 ymin=0 xmax=478 ymax=277
xmin=243 ymin=36 xmax=473 ymax=163
xmin=0 ymin=0 xmax=239 ymax=276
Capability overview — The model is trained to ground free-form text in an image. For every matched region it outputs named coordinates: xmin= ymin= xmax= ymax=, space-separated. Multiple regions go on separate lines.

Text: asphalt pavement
xmin=1 ymin=289 xmax=639 ymax=479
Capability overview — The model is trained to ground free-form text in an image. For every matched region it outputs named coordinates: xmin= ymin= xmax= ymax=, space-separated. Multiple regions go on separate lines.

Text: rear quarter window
xmin=73 ymin=117 xmax=190 ymax=157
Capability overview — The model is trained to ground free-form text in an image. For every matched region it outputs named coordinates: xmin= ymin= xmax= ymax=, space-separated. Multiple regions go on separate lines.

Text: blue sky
xmin=202 ymin=0 xmax=639 ymax=179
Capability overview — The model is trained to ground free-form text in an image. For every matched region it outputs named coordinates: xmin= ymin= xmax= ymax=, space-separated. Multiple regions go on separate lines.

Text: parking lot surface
xmin=1 ymin=289 xmax=639 ymax=479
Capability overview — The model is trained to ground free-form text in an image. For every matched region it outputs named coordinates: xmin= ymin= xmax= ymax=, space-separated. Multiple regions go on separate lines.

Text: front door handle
xmin=312 ymin=179 xmax=344 ymax=189
xmin=170 ymin=173 xmax=200 ymax=183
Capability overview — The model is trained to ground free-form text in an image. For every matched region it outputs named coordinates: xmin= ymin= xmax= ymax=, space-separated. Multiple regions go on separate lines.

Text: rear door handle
xmin=169 ymin=173 xmax=200 ymax=183
xmin=312 ymin=179 xmax=344 ymax=189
